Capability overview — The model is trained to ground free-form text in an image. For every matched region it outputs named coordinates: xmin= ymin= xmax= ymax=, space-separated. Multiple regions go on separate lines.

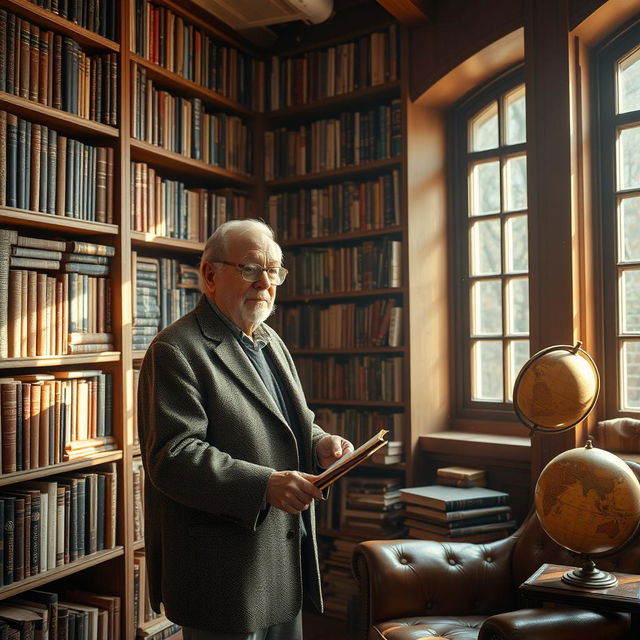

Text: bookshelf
xmin=0 ymin=0 xmax=262 ymax=637
xmin=263 ymin=19 xmax=409 ymax=623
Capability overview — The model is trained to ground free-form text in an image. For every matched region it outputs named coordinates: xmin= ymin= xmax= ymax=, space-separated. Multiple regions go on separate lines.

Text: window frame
xmin=595 ymin=18 xmax=640 ymax=418
xmin=450 ymin=65 xmax=528 ymax=421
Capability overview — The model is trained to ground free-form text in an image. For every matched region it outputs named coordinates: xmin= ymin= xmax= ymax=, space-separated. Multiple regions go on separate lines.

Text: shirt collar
xmin=206 ymin=298 xmax=270 ymax=351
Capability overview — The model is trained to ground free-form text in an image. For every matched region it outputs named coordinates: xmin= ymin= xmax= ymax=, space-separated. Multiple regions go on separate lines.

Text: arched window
xmin=452 ymin=68 xmax=529 ymax=415
xmin=597 ymin=21 xmax=640 ymax=414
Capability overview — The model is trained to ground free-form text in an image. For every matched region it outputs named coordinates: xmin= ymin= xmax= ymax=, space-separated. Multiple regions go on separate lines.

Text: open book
xmin=313 ymin=429 xmax=390 ymax=490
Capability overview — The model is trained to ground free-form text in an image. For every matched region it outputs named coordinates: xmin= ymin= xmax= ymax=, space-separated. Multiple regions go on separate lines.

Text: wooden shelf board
xmin=307 ymin=400 xmax=404 ymax=408
xmin=266 ymin=158 xmax=401 ymax=189
xmin=280 ymin=226 xmax=404 ymax=248
xmin=0 ymin=208 xmax=119 ymax=236
xmin=130 ymin=55 xmax=253 ymax=117
xmin=278 ymin=288 xmax=404 ymax=303
xmin=268 ymin=81 xmax=401 ymax=124
xmin=133 ymin=539 xmax=145 ymax=551
xmin=0 ymin=547 xmax=124 ymax=599
xmin=290 ymin=347 xmax=406 ymax=355
xmin=419 ymin=432 xmax=531 ymax=463
xmin=130 ymin=231 xmax=205 ymax=253
xmin=129 ymin=139 xmax=254 ymax=186
xmin=0 ymin=352 xmax=121 ymax=370
xmin=0 ymin=92 xmax=120 ymax=138
xmin=0 ymin=450 xmax=124 ymax=488
xmin=0 ymin=0 xmax=120 ymax=52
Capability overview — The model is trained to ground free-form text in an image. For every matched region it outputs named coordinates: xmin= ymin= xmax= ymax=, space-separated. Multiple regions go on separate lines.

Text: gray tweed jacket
xmin=137 ymin=296 xmax=328 ymax=633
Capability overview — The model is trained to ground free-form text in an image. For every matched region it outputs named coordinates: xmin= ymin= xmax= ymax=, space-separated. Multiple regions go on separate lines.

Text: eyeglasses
xmin=214 ymin=261 xmax=288 ymax=285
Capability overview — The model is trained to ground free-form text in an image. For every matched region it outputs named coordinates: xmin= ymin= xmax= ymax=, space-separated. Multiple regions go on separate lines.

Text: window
xmin=598 ymin=22 xmax=640 ymax=414
xmin=452 ymin=69 xmax=529 ymax=414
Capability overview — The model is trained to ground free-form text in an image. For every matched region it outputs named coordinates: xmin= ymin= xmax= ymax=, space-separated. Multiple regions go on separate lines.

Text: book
xmin=400 ymin=485 xmax=510 ymax=511
xmin=437 ymin=465 xmax=487 ymax=487
xmin=313 ymin=429 xmax=389 ymax=490
xmin=404 ymin=518 xmax=517 ymax=537
xmin=404 ymin=503 xmax=513 ymax=523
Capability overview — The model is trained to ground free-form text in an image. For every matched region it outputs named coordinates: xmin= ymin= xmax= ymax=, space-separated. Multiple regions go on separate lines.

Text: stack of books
xmin=436 ymin=466 xmax=487 ymax=487
xmin=339 ymin=476 xmax=405 ymax=539
xmin=320 ymin=538 xmax=360 ymax=621
xmin=370 ymin=440 xmax=403 ymax=465
xmin=400 ymin=485 xmax=516 ymax=543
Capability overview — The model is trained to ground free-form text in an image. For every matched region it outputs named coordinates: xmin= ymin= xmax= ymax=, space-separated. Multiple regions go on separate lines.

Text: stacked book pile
xmin=339 ymin=476 xmax=405 ymax=539
xmin=320 ymin=538 xmax=359 ymax=622
xmin=401 ymin=483 xmax=516 ymax=543
xmin=436 ymin=465 xmax=487 ymax=488
xmin=370 ymin=439 xmax=403 ymax=465
xmin=132 ymin=254 xmax=160 ymax=351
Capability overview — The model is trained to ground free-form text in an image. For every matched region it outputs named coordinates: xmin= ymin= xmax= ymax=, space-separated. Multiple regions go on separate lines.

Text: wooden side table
xmin=520 ymin=563 xmax=640 ymax=634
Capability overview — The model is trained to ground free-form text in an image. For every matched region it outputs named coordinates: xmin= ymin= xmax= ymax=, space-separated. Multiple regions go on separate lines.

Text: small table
xmin=520 ymin=563 xmax=640 ymax=634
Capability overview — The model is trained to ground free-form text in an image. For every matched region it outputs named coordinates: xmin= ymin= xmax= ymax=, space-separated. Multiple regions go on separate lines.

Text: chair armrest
xmin=478 ymin=607 xmax=630 ymax=640
xmin=352 ymin=537 xmax=517 ymax=628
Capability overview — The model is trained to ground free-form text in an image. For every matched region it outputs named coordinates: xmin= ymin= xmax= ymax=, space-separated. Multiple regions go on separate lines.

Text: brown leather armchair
xmin=352 ymin=461 xmax=640 ymax=640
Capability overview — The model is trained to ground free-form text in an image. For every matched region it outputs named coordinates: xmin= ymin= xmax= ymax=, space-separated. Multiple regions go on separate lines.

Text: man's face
xmin=203 ymin=230 xmax=281 ymax=335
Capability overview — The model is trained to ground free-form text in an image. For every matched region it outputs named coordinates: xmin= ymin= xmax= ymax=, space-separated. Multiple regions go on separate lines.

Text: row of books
xmin=0 ymin=370 xmax=114 ymax=473
xmin=132 ymin=254 xmax=200 ymax=350
xmin=313 ymin=408 xmax=403 ymax=449
xmin=264 ymin=100 xmax=402 ymax=180
xmin=0 ymin=12 xmax=118 ymax=125
xmin=27 ymin=0 xmax=118 ymax=41
xmin=268 ymin=24 xmax=399 ymax=110
xmin=271 ymin=299 xmax=402 ymax=349
xmin=131 ymin=161 xmax=250 ymax=241
xmin=0 ymin=587 xmax=121 ymax=639
xmin=133 ymin=0 xmax=263 ymax=110
xmin=132 ymin=65 xmax=252 ymax=173
xmin=280 ymin=239 xmax=403 ymax=295
xmin=0 ymin=464 xmax=117 ymax=587
xmin=319 ymin=537 xmax=359 ymax=621
xmin=268 ymin=171 xmax=401 ymax=241
xmin=296 ymin=355 xmax=403 ymax=402
xmin=0 ymin=113 xmax=115 ymax=222
xmin=132 ymin=458 xmax=144 ymax=544
xmin=0 ymin=231 xmax=115 ymax=358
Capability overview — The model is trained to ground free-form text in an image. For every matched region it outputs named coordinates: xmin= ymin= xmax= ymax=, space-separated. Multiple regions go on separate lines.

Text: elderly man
xmin=137 ymin=219 xmax=353 ymax=640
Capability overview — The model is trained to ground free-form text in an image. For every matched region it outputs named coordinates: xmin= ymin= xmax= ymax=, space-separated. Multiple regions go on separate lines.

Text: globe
xmin=535 ymin=440 xmax=640 ymax=587
xmin=513 ymin=342 xmax=600 ymax=433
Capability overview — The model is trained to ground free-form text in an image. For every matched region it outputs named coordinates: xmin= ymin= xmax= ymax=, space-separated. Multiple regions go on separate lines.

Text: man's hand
xmin=316 ymin=435 xmax=354 ymax=469
xmin=266 ymin=471 xmax=324 ymax=515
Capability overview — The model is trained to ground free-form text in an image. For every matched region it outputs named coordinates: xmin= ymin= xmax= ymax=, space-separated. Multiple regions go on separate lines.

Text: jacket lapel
xmin=194 ymin=297 xmax=293 ymax=435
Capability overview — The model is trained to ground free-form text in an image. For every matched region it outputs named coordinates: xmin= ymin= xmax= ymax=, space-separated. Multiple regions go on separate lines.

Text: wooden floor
xmin=303 ymin=612 xmax=359 ymax=640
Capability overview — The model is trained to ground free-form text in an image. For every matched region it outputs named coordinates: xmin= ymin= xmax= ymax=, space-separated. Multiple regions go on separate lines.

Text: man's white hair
xmin=199 ymin=219 xmax=281 ymax=293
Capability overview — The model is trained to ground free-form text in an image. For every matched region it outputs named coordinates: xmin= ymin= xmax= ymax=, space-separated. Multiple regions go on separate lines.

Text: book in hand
xmin=400 ymin=485 xmax=509 ymax=511
xmin=313 ymin=429 xmax=389 ymax=490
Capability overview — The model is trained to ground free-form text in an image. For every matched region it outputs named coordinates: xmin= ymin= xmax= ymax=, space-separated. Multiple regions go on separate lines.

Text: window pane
xmin=470 ymin=101 xmax=499 ymax=151
xmin=504 ymin=155 xmax=527 ymax=211
xmin=621 ymin=340 xmax=640 ymax=410
xmin=472 ymin=340 xmax=504 ymax=401
xmin=621 ymin=269 xmax=640 ymax=333
xmin=507 ymin=277 xmax=529 ymax=335
xmin=619 ymin=196 xmax=640 ymax=262
xmin=471 ymin=279 xmax=502 ymax=335
xmin=504 ymin=85 xmax=526 ymax=145
xmin=470 ymin=161 xmax=501 ymax=216
xmin=507 ymin=339 xmax=530 ymax=401
xmin=470 ymin=218 xmax=501 ymax=275
xmin=618 ymin=46 xmax=640 ymax=115
xmin=505 ymin=214 xmax=529 ymax=273
xmin=618 ymin=125 xmax=640 ymax=190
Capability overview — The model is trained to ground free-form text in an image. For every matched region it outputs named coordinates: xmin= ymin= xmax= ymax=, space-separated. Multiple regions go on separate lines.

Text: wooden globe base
xmin=561 ymin=560 xmax=618 ymax=589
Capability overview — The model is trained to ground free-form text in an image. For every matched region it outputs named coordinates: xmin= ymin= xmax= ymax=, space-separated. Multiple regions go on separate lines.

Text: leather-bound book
xmin=16 ymin=119 xmax=26 ymax=210
xmin=8 ymin=270 xmax=21 ymax=358
xmin=5 ymin=13 xmax=15 ymax=95
xmin=0 ymin=111 xmax=6 ymax=206
xmin=5 ymin=113 xmax=17 ymax=208
xmin=38 ymin=29 xmax=49 ymax=106
xmin=38 ymin=125 xmax=48 ymax=213
xmin=56 ymin=135 xmax=67 ymax=216
xmin=106 ymin=146 xmax=114 ymax=224
xmin=95 ymin=147 xmax=107 ymax=223
xmin=29 ymin=123 xmax=41 ymax=212
xmin=0 ymin=381 xmax=18 ymax=474
xmin=47 ymin=129 xmax=57 ymax=215
xmin=5 ymin=496 xmax=23 ymax=581
xmin=38 ymin=382 xmax=50 ymax=468
xmin=0 ymin=10 xmax=6 ymax=93
xmin=20 ymin=382 xmax=30 ymax=472
xmin=25 ymin=270 xmax=37 ymax=357
xmin=28 ymin=381 xmax=41 ymax=469
xmin=52 ymin=34 xmax=62 ymax=111
xmin=35 ymin=273 xmax=46 ymax=356
xmin=18 ymin=18 xmax=30 ymax=100
xmin=0 ymin=229 xmax=18 ymax=361
xmin=29 ymin=23 xmax=40 ymax=102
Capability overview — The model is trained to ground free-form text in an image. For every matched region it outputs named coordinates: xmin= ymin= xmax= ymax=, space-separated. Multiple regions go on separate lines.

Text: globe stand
xmin=561 ymin=558 xmax=618 ymax=589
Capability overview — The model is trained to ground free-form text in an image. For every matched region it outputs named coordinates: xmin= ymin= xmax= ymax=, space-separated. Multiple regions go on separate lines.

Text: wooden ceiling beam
xmin=375 ymin=0 xmax=434 ymax=25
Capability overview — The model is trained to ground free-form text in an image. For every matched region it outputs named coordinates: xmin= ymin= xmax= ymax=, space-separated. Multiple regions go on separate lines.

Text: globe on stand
xmin=513 ymin=342 xmax=640 ymax=588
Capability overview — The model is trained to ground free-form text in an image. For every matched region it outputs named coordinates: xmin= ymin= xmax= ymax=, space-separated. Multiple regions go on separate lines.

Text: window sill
xmin=419 ymin=431 xmax=531 ymax=462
